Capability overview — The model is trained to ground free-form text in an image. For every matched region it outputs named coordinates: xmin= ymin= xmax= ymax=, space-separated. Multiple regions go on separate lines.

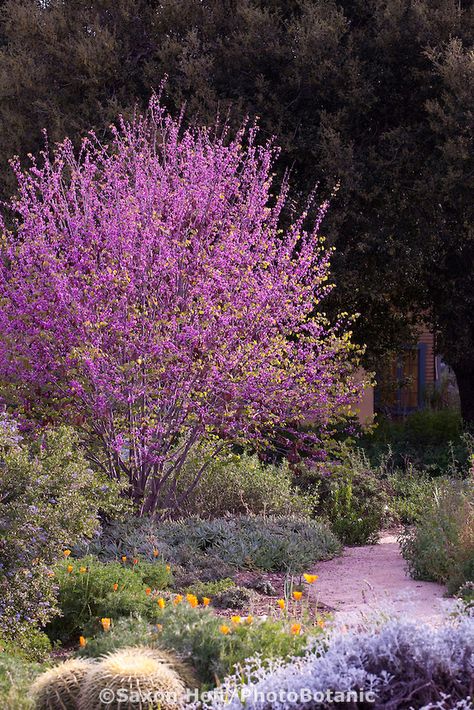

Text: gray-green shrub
xmin=82 ymin=515 xmax=341 ymax=575
xmin=0 ymin=653 xmax=46 ymax=710
xmin=400 ymin=475 xmax=474 ymax=594
xmin=171 ymin=446 xmax=316 ymax=518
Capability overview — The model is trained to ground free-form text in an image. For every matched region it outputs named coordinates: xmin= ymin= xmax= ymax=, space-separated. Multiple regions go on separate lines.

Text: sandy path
xmin=310 ymin=532 xmax=454 ymax=626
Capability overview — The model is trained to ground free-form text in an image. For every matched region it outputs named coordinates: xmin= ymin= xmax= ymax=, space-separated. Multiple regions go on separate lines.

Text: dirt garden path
xmin=309 ymin=532 xmax=455 ymax=626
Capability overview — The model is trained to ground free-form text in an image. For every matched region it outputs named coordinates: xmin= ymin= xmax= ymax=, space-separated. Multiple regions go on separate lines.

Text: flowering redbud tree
xmin=0 ymin=98 xmax=364 ymax=516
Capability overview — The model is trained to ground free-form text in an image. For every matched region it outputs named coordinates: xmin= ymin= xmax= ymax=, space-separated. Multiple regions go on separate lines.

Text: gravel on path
xmin=311 ymin=532 xmax=454 ymax=626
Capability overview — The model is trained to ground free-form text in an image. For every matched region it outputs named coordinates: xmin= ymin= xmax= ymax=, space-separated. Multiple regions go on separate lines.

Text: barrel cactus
xmin=77 ymin=647 xmax=187 ymax=709
xmin=31 ymin=658 xmax=95 ymax=709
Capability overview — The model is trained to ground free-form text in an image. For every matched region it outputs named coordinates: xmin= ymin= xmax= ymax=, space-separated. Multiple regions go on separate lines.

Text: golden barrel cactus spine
xmin=31 ymin=658 xmax=95 ymax=710
xmin=77 ymin=646 xmax=187 ymax=709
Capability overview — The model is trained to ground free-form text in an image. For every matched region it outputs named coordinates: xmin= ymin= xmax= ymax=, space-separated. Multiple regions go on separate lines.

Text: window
xmin=376 ymin=343 xmax=427 ymax=416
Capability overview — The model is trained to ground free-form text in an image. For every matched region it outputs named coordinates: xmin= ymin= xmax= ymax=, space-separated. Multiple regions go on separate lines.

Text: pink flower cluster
xmin=0 ymin=98 xmax=363 ymax=514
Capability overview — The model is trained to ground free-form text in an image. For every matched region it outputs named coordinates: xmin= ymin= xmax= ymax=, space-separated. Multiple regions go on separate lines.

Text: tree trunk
xmin=452 ymin=363 xmax=474 ymax=425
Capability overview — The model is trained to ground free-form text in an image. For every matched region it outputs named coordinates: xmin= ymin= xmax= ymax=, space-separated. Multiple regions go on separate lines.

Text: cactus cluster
xmin=31 ymin=647 xmax=188 ymax=710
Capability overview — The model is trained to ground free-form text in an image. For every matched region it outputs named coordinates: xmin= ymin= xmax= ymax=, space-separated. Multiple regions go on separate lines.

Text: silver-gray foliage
xmin=198 ymin=618 xmax=474 ymax=709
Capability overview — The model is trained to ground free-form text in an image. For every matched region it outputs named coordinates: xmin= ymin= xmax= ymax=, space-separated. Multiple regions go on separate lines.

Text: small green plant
xmin=311 ymin=444 xmax=387 ymax=545
xmin=31 ymin=658 xmax=95 ymax=710
xmin=77 ymin=647 xmax=187 ymax=709
xmin=46 ymin=555 xmax=171 ymax=642
xmin=246 ymin=577 xmax=278 ymax=596
xmin=212 ymin=586 xmax=253 ymax=610
xmin=183 ymin=578 xmax=235 ymax=602
xmin=133 ymin=560 xmax=173 ymax=590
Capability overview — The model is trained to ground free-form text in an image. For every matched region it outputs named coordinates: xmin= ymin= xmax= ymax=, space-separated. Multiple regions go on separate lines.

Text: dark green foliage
xmin=360 ymin=410 xmax=471 ymax=476
xmin=376 ymin=409 xmax=463 ymax=447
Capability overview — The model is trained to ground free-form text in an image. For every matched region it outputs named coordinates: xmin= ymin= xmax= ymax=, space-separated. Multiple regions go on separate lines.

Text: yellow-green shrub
xmin=46 ymin=555 xmax=171 ymax=642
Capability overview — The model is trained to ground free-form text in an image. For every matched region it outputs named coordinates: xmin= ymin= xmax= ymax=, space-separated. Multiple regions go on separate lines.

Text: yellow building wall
xmin=355 ymin=370 xmax=374 ymax=426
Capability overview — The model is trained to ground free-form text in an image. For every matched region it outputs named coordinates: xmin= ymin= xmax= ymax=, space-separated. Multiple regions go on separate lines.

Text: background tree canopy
xmin=0 ymin=0 xmax=473 ymax=420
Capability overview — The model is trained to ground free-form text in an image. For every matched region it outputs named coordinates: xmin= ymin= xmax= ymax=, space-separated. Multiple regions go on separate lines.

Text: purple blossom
xmin=0 ymin=97 xmax=365 ymax=515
